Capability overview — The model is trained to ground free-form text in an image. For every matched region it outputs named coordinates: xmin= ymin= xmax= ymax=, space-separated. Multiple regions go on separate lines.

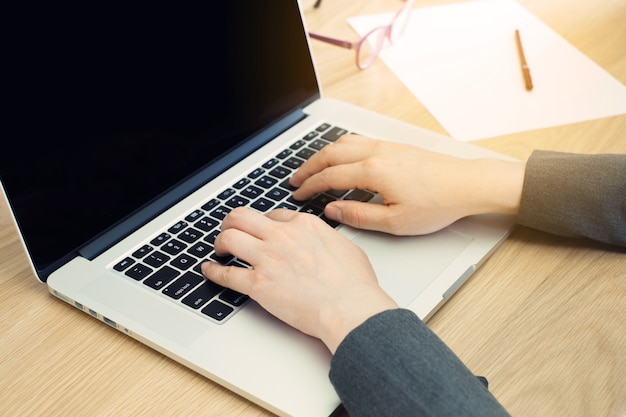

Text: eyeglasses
xmin=307 ymin=0 xmax=413 ymax=70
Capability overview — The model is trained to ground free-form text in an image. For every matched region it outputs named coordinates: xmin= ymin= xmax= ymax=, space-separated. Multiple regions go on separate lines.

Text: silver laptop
xmin=1 ymin=2 xmax=515 ymax=416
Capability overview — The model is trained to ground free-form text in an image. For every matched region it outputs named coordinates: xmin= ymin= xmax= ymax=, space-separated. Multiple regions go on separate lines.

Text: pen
xmin=515 ymin=29 xmax=533 ymax=91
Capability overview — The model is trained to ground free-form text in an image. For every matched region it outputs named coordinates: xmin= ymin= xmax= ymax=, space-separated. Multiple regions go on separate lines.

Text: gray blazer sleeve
xmin=518 ymin=151 xmax=626 ymax=247
xmin=328 ymin=152 xmax=624 ymax=416
xmin=330 ymin=309 xmax=510 ymax=417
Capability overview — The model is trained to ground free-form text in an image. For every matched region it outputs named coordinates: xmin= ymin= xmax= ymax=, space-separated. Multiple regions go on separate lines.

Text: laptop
xmin=1 ymin=2 xmax=515 ymax=416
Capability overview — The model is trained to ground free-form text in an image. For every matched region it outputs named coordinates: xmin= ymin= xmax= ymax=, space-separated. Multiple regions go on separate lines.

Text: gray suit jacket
xmin=329 ymin=151 xmax=626 ymax=417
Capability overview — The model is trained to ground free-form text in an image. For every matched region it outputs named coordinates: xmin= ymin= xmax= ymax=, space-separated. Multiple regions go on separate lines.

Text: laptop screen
xmin=1 ymin=2 xmax=319 ymax=277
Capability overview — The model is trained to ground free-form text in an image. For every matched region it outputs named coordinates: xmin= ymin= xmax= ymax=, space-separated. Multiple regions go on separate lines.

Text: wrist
xmin=468 ymin=158 xmax=525 ymax=216
xmin=319 ymin=292 xmax=398 ymax=354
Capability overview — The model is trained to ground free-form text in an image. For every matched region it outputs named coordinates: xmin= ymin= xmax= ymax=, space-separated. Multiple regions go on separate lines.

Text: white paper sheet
xmin=348 ymin=0 xmax=626 ymax=141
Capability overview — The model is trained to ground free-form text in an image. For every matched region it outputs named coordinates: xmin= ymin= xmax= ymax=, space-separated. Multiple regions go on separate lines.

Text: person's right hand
xmin=290 ymin=135 xmax=525 ymax=235
xmin=201 ymin=207 xmax=398 ymax=354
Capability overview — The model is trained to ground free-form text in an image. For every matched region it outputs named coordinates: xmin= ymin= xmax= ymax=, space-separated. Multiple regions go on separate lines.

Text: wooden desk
xmin=1 ymin=1 xmax=624 ymax=416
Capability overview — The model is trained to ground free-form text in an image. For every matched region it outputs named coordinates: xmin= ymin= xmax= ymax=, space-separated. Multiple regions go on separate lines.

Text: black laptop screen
xmin=1 ymin=2 xmax=319 ymax=277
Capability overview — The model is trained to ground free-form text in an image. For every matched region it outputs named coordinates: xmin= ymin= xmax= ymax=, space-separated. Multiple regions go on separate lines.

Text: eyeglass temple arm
xmin=308 ymin=32 xmax=355 ymax=50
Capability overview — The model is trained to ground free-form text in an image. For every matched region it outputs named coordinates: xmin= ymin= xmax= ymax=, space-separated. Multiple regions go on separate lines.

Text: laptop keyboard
xmin=111 ymin=123 xmax=374 ymax=323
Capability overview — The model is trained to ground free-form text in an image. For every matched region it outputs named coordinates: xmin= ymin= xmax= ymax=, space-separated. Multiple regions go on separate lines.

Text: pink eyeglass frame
xmin=307 ymin=0 xmax=414 ymax=70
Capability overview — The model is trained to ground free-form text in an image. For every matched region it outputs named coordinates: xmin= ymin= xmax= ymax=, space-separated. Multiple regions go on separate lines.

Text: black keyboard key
xmin=295 ymin=148 xmax=316 ymax=160
xmin=185 ymin=209 xmax=204 ymax=222
xmin=144 ymin=251 xmax=171 ymax=268
xmin=287 ymin=196 xmax=307 ymax=207
xmin=150 ymin=232 xmax=171 ymax=246
xmin=262 ymin=158 xmax=279 ymax=169
xmin=219 ymin=289 xmax=249 ymax=306
xmin=210 ymin=251 xmax=234 ymax=264
xmin=210 ymin=206 xmax=231 ymax=220
xmin=217 ymin=188 xmax=236 ymax=200
xmin=269 ymin=166 xmax=291 ymax=179
xmin=188 ymin=242 xmax=213 ymax=258
xmin=255 ymin=175 xmax=278 ymax=189
xmin=193 ymin=260 xmax=209 ymax=274
xmin=201 ymin=198 xmax=220 ymax=211
xmin=171 ymin=253 xmax=197 ymax=270
xmin=132 ymin=244 xmax=153 ymax=259
xmin=179 ymin=228 xmax=203 ymax=243
xmin=125 ymin=263 xmax=153 ymax=280
xmin=182 ymin=281 xmax=225 ymax=309
xmin=322 ymin=126 xmax=348 ymax=142
xmin=251 ymin=197 xmax=274 ymax=212
xmin=283 ymin=157 xmax=304 ymax=169
xmin=162 ymin=239 xmax=187 ymax=256
xmin=310 ymin=139 xmax=330 ymax=151
xmin=167 ymin=220 xmax=187 ymax=234
xmin=303 ymin=131 xmax=318 ymax=140
xmin=344 ymin=189 xmax=375 ymax=202
xmin=300 ymin=204 xmax=324 ymax=216
xmin=233 ymin=178 xmax=250 ymax=189
xmin=248 ymin=167 xmax=264 ymax=179
xmin=316 ymin=123 xmax=331 ymax=132
xmin=327 ymin=189 xmax=348 ymax=198
xmin=201 ymin=300 xmax=234 ymax=321
xmin=204 ymin=229 xmax=220 ymax=244
xmin=163 ymin=271 xmax=203 ymax=300
xmin=195 ymin=216 xmax=219 ymax=232
xmin=276 ymin=202 xmax=298 ymax=210
xmin=265 ymin=187 xmax=289 ymax=201
xmin=241 ymin=185 xmax=263 ymax=199
xmin=168 ymin=220 xmax=188 ymax=234
xmin=310 ymin=193 xmax=337 ymax=208
xmin=114 ymin=257 xmax=135 ymax=272
xmin=279 ymin=178 xmax=298 ymax=192
xmin=290 ymin=139 xmax=306 ymax=150
xmin=226 ymin=195 xmax=250 ymax=208
xmin=276 ymin=149 xmax=292 ymax=159
xmin=143 ymin=266 xmax=180 ymax=290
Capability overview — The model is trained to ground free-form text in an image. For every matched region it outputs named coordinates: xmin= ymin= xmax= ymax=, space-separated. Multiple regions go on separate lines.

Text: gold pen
xmin=515 ymin=29 xmax=533 ymax=91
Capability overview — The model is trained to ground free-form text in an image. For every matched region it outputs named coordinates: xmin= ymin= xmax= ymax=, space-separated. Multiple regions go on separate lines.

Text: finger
xmin=290 ymin=136 xmax=375 ymax=187
xmin=267 ymin=208 xmax=332 ymax=235
xmin=265 ymin=208 xmax=300 ymax=222
xmin=220 ymin=207 xmax=275 ymax=240
xmin=213 ymin=227 xmax=263 ymax=264
xmin=201 ymin=261 xmax=254 ymax=295
xmin=325 ymin=200 xmax=400 ymax=234
xmin=292 ymin=161 xmax=378 ymax=201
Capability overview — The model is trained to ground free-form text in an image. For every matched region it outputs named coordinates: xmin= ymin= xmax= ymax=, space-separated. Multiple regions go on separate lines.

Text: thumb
xmin=325 ymin=200 xmax=396 ymax=233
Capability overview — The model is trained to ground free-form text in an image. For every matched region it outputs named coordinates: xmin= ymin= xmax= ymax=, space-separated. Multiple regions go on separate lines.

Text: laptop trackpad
xmin=352 ymin=229 xmax=473 ymax=307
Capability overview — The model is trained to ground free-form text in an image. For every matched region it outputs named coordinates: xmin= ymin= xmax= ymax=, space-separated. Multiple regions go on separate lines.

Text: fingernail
xmin=325 ymin=205 xmax=342 ymax=222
